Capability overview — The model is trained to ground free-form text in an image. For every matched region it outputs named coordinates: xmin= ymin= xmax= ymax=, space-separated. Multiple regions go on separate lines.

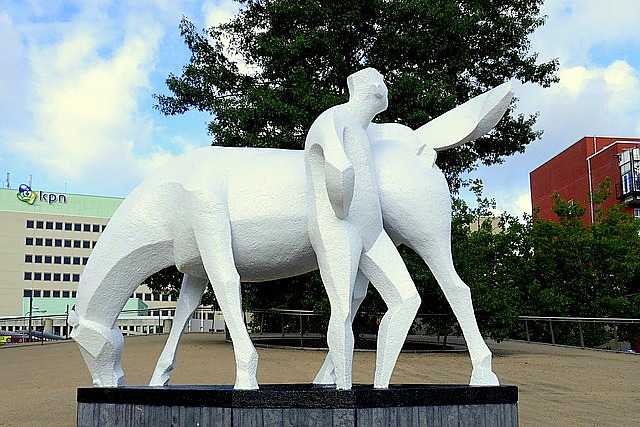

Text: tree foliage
xmin=155 ymin=0 xmax=557 ymax=189
xmin=147 ymin=1 xmax=639 ymax=345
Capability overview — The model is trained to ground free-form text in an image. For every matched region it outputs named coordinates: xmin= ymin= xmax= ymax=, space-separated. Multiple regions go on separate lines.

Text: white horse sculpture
xmin=70 ymin=82 xmax=512 ymax=390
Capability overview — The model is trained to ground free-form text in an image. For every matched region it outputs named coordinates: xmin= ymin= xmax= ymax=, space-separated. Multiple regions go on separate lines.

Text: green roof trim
xmin=0 ymin=187 xmax=123 ymax=218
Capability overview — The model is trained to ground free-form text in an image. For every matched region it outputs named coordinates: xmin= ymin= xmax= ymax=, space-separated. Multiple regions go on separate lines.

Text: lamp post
xmin=25 ymin=298 xmax=47 ymax=342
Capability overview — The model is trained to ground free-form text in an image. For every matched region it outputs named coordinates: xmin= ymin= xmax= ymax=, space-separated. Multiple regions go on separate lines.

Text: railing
xmin=518 ymin=316 xmax=640 ymax=351
xmin=244 ymin=309 xmax=458 ymax=350
xmin=0 ymin=313 xmax=70 ymax=342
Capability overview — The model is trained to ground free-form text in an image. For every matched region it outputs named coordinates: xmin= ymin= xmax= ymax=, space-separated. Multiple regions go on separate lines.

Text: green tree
xmin=522 ymin=181 xmax=640 ymax=345
xmin=147 ymin=0 xmax=558 ymax=319
xmin=155 ymin=0 xmax=557 ymax=190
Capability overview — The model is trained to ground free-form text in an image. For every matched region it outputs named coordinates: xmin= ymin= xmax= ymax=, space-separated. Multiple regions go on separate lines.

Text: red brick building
xmin=530 ymin=136 xmax=640 ymax=225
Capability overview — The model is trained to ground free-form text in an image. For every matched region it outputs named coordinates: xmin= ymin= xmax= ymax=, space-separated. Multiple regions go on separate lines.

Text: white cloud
xmin=473 ymin=2 xmax=640 ymax=218
xmin=534 ymin=0 xmax=640 ymax=67
xmin=203 ymin=0 xmax=239 ymax=28
xmin=0 ymin=2 xmax=201 ymax=195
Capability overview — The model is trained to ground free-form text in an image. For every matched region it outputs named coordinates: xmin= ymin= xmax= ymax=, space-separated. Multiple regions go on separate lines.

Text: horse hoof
xmin=470 ymin=368 xmax=500 ymax=386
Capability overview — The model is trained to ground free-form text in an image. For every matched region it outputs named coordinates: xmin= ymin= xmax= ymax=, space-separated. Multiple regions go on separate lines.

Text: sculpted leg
xmin=313 ymin=226 xmax=362 ymax=390
xmin=191 ymin=196 xmax=259 ymax=390
xmin=423 ymin=245 xmax=499 ymax=385
xmin=359 ymin=231 xmax=420 ymax=389
xmin=313 ymin=271 xmax=368 ymax=385
xmin=150 ymin=274 xmax=208 ymax=386
xmin=313 ymin=272 xmax=368 ymax=385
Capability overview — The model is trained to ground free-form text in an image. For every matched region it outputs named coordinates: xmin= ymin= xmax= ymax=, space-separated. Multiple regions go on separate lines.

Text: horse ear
xmin=415 ymin=82 xmax=513 ymax=155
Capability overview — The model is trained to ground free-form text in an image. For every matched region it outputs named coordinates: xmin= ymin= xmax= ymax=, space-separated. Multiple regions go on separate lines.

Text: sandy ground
xmin=0 ymin=333 xmax=638 ymax=426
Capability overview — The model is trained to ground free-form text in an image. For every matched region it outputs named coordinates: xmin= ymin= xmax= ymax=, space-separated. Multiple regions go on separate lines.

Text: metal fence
xmin=244 ymin=309 xmax=459 ymax=351
xmin=517 ymin=316 xmax=640 ymax=351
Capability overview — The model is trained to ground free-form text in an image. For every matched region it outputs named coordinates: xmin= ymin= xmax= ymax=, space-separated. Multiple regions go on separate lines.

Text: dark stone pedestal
xmin=77 ymin=384 xmax=518 ymax=426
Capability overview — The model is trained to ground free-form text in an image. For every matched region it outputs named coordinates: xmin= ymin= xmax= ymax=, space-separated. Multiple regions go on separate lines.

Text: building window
xmin=93 ymin=224 xmax=100 ymax=232
xmin=53 ymin=290 xmax=60 ymax=297
xmin=46 ymin=221 xmax=53 ymax=230
xmin=45 ymin=238 xmax=52 ymax=247
xmin=153 ymin=294 xmax=160 ymax=302
xmin=53 ymin=273 xmax=61 ymax=281
xmin=35 ymin=238 xmax=43 ymax=246
xmin=35 ymin=255 xmax=42 ymax=263
xmin=33 ymin=289 xmax=41 ymax=297
xmin=72 ymin=291 xmax=77 ymax=298
xmin=136 ymin=293 xmax=143 ymax=300
xmin=44 ymin=255 xmax=52 ymax=264
xmin=43 ymin=290 xmax=51 ymax=297
xmin=171 ymin=295 xmax=177 ymax=302
xmin=73 ymin=257 xmax=81 ymax=265
xmin=635 ymin=208 xmax=640 ymax=218
xmin=63 ymin=290 xmax=70 ymax=298
xmin=65 ymin=222 xmax=72 ymax=231
xmin=54 ymin=256 xmax=61 ymax=264
xmin=83 ymin=224 xmax=90 ymax=232
xmin=162 ymin=294 xmax=169 ymax=301
xmin=34 ymin=272 xmax=41 ymax=280
xmin=74 ymin=223 xmax=81 ymax=231
xmin=82 ymin=240 xmax=90 ymax=249
xmin=144 ymin=293 xmax=152 ymax=301
xmin=82 ymin=257 xmax=89 ymax=265
xmin=55 ymin=222 xmax=63 ymax=230
xmin=55 ymin=239 xmax=62 ymax=247
xmin=26 ymin=237 xmax=33 ymax=246
xmin=64 ymin=256 xmax=71 ymax=265
xmin=25 ymin=254 xmax=33 ymax=263
xmin=24 ymin=272 xmax=32 ymax=280
xmin=92 ymin=241 xmax=98 ymax=248
xmin=73 ymin=240 xmax=81 ymax=248
xmin=64 ymin=239 xmax=71 ymax=248
xmin=102 ymin=224 xmax=107 ymax=232
xmin=162 ymin=310 xmax=169 ymax=317
xmin=36 ymin=221 xmax=44 ymax=229
xmin=23 ymin=289 xmax=32 ymax=297
xmin=26 ymin=220 xmax=34 ymax=229
xmin=43 ymin=273 xmax=51 ymax=281
xmin=63 ymin=274 xmax=70 ymax=282
xmin=72 ymin=274 xmax=80 ymax=282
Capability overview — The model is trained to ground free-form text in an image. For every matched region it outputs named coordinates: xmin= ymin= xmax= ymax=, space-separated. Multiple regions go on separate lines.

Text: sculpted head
xmin=347 ymin=68 xmax=388 ymax=115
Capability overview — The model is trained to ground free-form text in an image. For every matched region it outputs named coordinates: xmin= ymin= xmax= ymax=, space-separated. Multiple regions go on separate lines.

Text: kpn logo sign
xmin=17 ymin=184 xmax=67 ymax=205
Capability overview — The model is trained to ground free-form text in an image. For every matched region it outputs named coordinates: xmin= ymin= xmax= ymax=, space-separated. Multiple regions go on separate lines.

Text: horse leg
xmin=359 ymin=231 xmax=421 ymax=389
xmin=422 ymin=242 xmax=499 ymax=385
xmin=150 ymin=274 xmax=208 ymax=386
xmin=189 ymin=196 xmax=259 ymax=389
xmin=313 ymin=271 xmax=368 ymax=385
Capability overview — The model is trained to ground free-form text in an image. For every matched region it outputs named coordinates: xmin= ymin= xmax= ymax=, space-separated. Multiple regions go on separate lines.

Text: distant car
xmin=0 ymin=335 xmax=11 ymax=343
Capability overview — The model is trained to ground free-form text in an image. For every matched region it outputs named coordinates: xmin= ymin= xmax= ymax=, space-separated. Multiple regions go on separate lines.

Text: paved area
xmin=0 ymin=333 xmax=637 ymax=426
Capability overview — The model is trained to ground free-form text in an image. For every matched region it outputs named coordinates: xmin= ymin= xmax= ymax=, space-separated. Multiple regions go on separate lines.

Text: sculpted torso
xmin=107 ymin=125 xmax=431 ymax=283
xmin=306 ymin=107 xmax=383 ymax=248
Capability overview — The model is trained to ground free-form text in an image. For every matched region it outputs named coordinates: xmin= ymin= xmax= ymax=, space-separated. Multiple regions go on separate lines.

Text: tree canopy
xmin=144 ymin=1 xmax=640 ymax=345
xmin=155 ymin=0 xmax=557 ymax=189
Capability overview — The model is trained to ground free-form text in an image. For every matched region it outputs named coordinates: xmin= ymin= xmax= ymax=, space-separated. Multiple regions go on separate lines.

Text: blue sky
xmin=1 ymin=1 xmax=640 ymax=217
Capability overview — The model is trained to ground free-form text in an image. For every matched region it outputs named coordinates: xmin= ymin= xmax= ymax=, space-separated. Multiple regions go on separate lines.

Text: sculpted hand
xmin=325 ymin=161 xmax=354 ymax=219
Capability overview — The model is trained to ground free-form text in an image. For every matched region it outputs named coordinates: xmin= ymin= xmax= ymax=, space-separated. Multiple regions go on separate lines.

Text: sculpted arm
xmin=308 ymin=121 xmax=355 ymax=220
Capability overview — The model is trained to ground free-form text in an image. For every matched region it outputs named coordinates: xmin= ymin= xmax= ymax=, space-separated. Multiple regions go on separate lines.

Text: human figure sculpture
xmin=304 ymin=68 xmax=420 ymax=389
xmin=70 ymin=76 xmax=512 ymax=391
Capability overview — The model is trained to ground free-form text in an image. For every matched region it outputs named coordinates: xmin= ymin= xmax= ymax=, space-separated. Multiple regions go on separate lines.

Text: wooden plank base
xmin=77 ymin=384 xmax=518 ymax=426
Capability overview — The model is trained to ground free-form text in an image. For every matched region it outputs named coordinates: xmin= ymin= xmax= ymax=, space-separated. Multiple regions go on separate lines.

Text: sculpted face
xmin=371 ymin=71 xmax=388 ymax=110
xmin=347 ymin=68 xmax=388 ymax=114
